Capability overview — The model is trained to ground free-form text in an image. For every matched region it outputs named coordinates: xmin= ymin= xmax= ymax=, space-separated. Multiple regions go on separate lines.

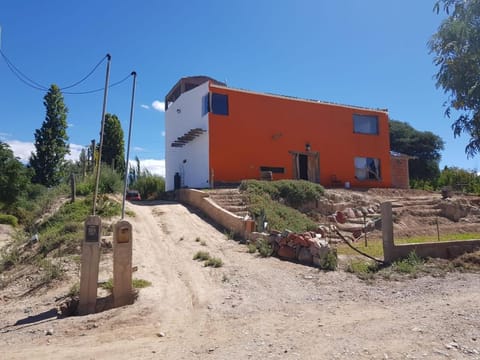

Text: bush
xmin=193 ymin=251 xmax=211 ymax=261
xmin=204 ymin=257 xmax=223 ymax=268
xmin=394 ymin=251 xmax=424 ymax=274
xmin=346 ymin=259 xmax=379 ymax=279
xmin=130 ymin=174 xmax=165 ymax=200
xmin=318 ymin=249 xmax=338 ymax=271
xmin=240 ymin=180 xmax=321 ymax=232
xmin=0 ymin=214 xmax=18 ymax=227
xmin=240 ymin=179 xmax=324 ymax=208
xmin=256 ymin=238 xmax=273 ymax=257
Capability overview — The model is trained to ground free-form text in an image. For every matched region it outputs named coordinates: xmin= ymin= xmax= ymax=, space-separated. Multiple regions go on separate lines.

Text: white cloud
xmin=152 ymin=100 xmax=165 ymax=112
xmin=128 ymin=158 xmax=165 ymax=177
xmin=161 ymin=131 xmax=166 ymax=137
xmin=140 ymin=104 xmax=150 ymax=110
xmin=133 ymin=146 xmax=146 ymax=152
xmin=7 ymin=139 xmax=84 ymax=163
xmin=6 ymin=140 xmax=34 ymax=162
xmin=67 ymin=143 xmax=84 ymax=161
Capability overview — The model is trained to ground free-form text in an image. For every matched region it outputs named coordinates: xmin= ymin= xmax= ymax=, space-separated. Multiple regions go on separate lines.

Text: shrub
xmin=256 ymin=238 xmax=273 ymax=257
xmin=204 ymin=257 xmax=223 ymax=268
xmin=193 ymin=251 xmax=211 ymax=261
xmin=240 ymin=180 xmax=320 ymax=232
xmin=0 ymin=214 xmax=18 ymax=227
xmin=132 ymin=278 xmax=152 ymax=288
xmin=247 ymin=243 xmax=257 ymax=253
xmin=38 ymin=258 xmax=64 ymax=283
xmin=346 ymin=259 xmax=379 ymax=279
xmin=130 ymin=174 xmax=165 ymax=200
xmin=394 ymin=251 xmax=424 ymax=274
xmin=318 ymin=249 xmax=338 ymax=271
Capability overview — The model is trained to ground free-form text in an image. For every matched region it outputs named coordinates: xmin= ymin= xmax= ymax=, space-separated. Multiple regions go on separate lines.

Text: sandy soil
xmin=1 ymin=200 xmax=479 ymax=359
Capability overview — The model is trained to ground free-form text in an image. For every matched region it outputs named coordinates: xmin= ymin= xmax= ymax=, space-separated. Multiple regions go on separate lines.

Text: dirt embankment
xmin=0 ymin=199 xmax=479 ymax=359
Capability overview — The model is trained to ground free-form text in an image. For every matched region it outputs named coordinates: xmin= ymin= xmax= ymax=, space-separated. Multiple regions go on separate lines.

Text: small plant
xmin=224 ymin=230 xmax=235 ymax=240
xmin=132 ymin=278 xmax=152 ymax=288
xmin=346 ymin=259 xmax=378 ymax=280
xmin=256 ymin=238 xmax=273 ymax=258
xmin=0 ymin=214 xmax=18 ymax=227
xmin=247 ymin=243 xmax=257 ymax=254
xmin=204 ymin=257 xmax=223 ymax=268
xmin=319 ymin=249 xmax=338 ymax=271
xmin=125 ymin=210 xmax=135 ymax=217
xmin=195 ymin=237 xmax=201 ymax=242
xmin=394 ymin=251 xmax=424 ymax=275
xmin=100 ymin=279 xmax=114 ymax=292
xmin=193 ymin=251 xmax=211 ymax=261
xmin=68 ymin=282 xmax=80 ymax=297
xmin=38 ymin=259 xmax=64 ymax=283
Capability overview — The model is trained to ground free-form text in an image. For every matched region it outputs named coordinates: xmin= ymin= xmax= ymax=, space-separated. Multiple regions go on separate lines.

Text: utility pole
xmin=122 ymin=71 xmax=137 ymax=219
xmin=92 ymin=54 xmax=111 ymax=215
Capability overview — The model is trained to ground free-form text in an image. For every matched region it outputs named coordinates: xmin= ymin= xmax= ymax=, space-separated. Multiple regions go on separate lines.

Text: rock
xmin=297 ymin=247 xmax=313 ymax=265
xmin=344 ymin=208 xmax=356 ymax=219
xmin=156 ymin=332 xmax=166 ymax=337
xmin=45 ymin=329 xmax=54 ymax=336
xmin=335 ymin=211 xmax=347 ymax=224
xmin=277 ymin=245 xmax=296 ymax=260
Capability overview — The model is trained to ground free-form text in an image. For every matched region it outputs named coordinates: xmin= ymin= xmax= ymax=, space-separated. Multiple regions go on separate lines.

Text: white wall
xmin=165 ymin=81 xmax=210 ymax=191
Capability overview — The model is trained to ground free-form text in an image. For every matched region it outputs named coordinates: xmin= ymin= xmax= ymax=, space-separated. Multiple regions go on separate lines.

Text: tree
xmin=101 ymin=113 xmax=125 ymax=175
xmin=389 ymin=120 xmax=445 ymax=181
xmin=429 ymin=0 xmax=480 ymax=157
xmin=29 ymin=84 xmax=70 ymax=186
xmin=0 ymin=142 xmax=30 ymax=205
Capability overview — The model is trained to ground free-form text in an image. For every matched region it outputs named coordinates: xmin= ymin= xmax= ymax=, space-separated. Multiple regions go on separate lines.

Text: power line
xmin=0 ymin=49 xmax=111 ymax=93
xmin=62 ymin=73 xmax=133 ymax=95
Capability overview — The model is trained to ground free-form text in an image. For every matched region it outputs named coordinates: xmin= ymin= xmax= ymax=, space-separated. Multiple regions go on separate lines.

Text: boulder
xmin=277 ymin=245 xmax=296 ymax=260
xmin=297 ymin=247 xmax=313 ymax=265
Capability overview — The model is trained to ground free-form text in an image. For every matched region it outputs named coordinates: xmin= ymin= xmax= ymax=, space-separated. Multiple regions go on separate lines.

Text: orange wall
xmin=208 ymin=84 xmax=392 ymax=188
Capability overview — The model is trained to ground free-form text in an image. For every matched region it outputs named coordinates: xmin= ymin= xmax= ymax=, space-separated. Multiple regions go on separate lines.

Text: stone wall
xmin=176 ymin=189 xmax=255 ymax=239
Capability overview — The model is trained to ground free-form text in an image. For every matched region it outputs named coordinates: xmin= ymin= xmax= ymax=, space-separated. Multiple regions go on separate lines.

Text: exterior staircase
xmin=207 ymin=188 xmax=250 ymax=218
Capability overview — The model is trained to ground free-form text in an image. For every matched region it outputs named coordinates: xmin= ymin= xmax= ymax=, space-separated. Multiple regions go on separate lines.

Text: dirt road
xmin=1 ymin=201 xmax=479 ymax=359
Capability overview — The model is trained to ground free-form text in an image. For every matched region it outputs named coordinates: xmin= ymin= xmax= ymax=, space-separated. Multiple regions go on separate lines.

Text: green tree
xmin=101 ymin=113 xmax=125 ymax=175
xmin=389 ymin=120 xmax=445 ymax=182
xmin=29 ymin=84 xmax=70 ymax=186
xmin=0 ymin=142 xmax=30 ymax=205
xmin=429 ymin=0 xmax=480 ymax=157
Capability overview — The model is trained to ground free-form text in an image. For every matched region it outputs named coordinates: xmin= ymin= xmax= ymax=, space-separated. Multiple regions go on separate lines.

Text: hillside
xmin=1 ymin=195 xmax=480 ymax=359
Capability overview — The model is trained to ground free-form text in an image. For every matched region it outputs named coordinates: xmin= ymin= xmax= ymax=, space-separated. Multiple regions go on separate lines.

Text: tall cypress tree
xmin=101 ymin=113 xmax=125 ymax=175
xmin=30 ymin=84 xmax=70 ymax=186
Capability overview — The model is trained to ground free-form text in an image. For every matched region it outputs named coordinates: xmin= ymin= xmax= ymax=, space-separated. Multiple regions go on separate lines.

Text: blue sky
xmin=1 ymin=1 xmax=478 ymax=175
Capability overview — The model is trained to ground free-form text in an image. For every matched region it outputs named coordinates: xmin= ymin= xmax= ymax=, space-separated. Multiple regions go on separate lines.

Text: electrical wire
xmin=0 ymin=49 xmax=110 ymax=93
xmin=59 ymin=55 xmax=107 ymax=90
xmin=0 ymin=49 xmax=49 ymax=91
xmin=62 ymin=72 xmax=133 ymax=95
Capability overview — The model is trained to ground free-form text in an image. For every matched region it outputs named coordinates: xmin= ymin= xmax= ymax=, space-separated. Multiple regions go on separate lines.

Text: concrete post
xmin=113 ymin=220 xmax=133 ymax=307
xmin=381 ymin=202 xmax=394 ymax=264
xmin=79 ymin=215 xmax=101 ymax=315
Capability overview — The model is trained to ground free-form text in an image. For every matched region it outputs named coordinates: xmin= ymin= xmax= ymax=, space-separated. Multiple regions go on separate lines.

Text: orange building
xmin=165 ymin=76 xmax=393 ymax=191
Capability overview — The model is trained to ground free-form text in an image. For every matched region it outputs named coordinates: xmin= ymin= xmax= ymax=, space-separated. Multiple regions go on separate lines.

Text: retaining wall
xmin=176 ymin=189 xmax=255 ymax=239
xmin=381 ymin=202 xmax=480 ymax=263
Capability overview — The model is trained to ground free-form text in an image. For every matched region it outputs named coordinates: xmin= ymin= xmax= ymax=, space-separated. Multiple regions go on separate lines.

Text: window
xmin=354 ymin=157 xmax=381 ymax=180
xmin=211 ymin=93 xmax=229 ymax=115
xmin=260 ymin=166 xmax=285 ymax=174
xmin=201 ymin=94 xmax=209 ymax=116
xmin=353 ymin=114 xmax=378 ymax=135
